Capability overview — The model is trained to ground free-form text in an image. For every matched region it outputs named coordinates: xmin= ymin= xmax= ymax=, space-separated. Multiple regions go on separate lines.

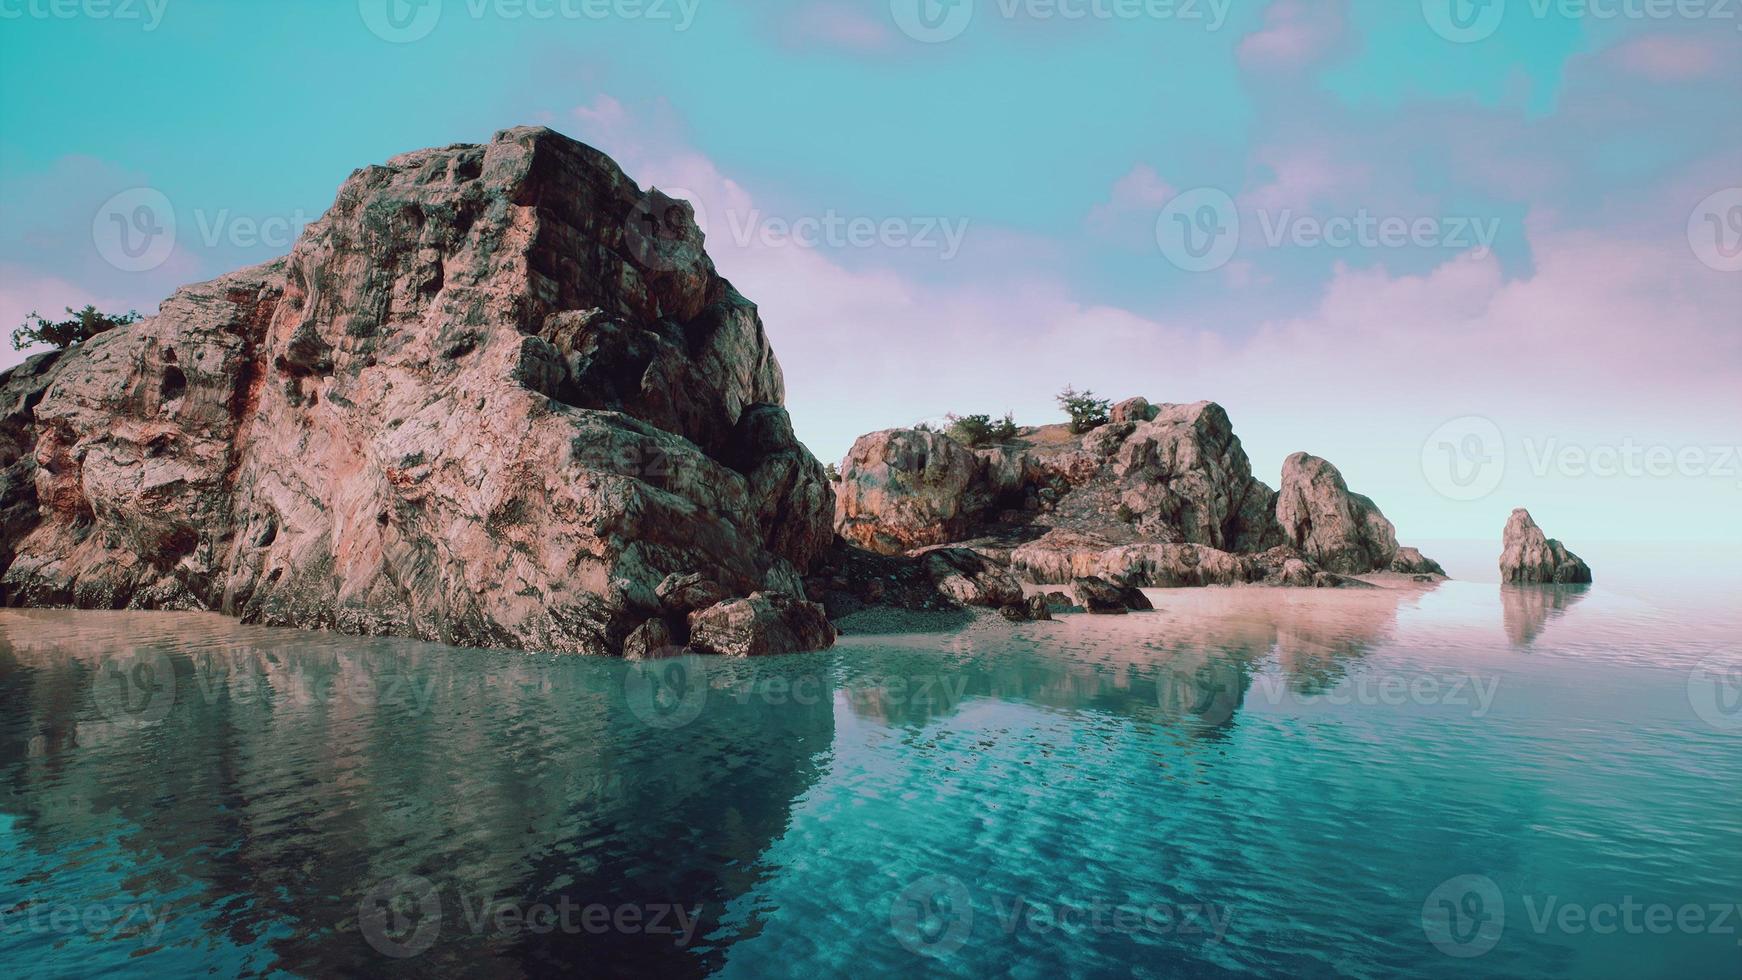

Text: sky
xmin=1 ymin=0 xmax=1738 ymax=546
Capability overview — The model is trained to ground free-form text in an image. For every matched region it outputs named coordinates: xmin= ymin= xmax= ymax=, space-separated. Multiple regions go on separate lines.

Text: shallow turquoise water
xmin=1 ymin=571 xmax=1739 ymax=978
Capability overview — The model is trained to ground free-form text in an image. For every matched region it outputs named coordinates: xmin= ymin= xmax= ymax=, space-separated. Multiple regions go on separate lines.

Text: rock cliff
xmin=0 ymin=127 xmax=834 ymax=656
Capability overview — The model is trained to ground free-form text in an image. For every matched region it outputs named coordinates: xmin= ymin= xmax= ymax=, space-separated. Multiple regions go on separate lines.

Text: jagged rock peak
xmin=1500 ymin=508 xmax=1593 ymax=585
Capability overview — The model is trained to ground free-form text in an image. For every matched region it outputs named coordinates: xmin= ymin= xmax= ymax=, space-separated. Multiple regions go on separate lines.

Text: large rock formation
xmin=1499 ymin=508 xmax=1593 ymax=584
xmin=832 ymin=403 xmax=1440 ymax=594
xmin=0 ymin=127 xmax=835 ymax=656
xmin=1274 ymin=452 xmax=1399 ymax=575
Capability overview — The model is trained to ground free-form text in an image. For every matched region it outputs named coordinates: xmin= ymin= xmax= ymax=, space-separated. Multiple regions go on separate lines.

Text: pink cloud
xmin=777 ymin=2 xmax=895 ymax=53
xmin=1607 ymin=35 xmax=1723 ymax=82
xmin=585 ymin=92 xmax=1740 ymax=542
xmin=1085 ymin=164 xmax=1176 ymax=242
xmin=1237 ymin=0 xmax=1351 ymax=72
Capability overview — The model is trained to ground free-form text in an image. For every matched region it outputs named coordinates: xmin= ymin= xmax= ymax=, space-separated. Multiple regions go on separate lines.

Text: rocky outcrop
xmin=1274 ymin=453 xmax=1401 ymax=575
xmin=835 ymin=429 xmax=986 ymax=554
xmin=0 ymin=127 xmax=835 ymax=656
xmin=687 ymin=591 xmax=836 ymax=657
xmin=833 ymin=402 xmax=1441 ymax=601
xmin=1111 ymin=402 xmax=1282 ymax=552
xmin=1499 ymin=509 xmax=1593 ymax=584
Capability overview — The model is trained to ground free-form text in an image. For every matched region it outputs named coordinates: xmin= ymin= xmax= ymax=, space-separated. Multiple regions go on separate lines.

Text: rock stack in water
xmin=1499 ymin=508 xmax=1593 ymax=584
xmin=0 ymin=127 xmax=835 ymax=656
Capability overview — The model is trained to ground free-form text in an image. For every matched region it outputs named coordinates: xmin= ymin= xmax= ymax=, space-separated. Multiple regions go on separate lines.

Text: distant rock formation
xmin=830 ymin=402 xmax=1442 ymax=597
xmin=0 ymin=127 xmax=834 ymax=656
xmin=1499 ymin=508 xmax=1593 ymax=584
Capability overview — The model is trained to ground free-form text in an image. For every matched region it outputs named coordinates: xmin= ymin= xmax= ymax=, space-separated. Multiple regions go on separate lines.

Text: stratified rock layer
xmin=1499 ymin=508 xmax=1593 ymax=584
xmin=0 ymin=127 xmax=835 ymax=655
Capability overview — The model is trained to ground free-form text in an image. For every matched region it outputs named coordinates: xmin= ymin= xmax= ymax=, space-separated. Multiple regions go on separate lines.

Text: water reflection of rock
xmin=0 ymin=610 xmax=834 ymax=978
xmin=840 ymin=586 xmax=1426 ymax=737
xmin=1500 ymin=584 xmax=1590 ymax=647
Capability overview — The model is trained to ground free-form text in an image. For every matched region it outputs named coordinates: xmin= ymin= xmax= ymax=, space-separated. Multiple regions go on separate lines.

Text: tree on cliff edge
xmin=12 ymin=306 xmax=139 ymax=352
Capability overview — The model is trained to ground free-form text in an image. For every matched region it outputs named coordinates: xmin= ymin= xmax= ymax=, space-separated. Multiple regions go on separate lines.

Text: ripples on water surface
xmin=1 ymin=566 xmax=1739 ymax=978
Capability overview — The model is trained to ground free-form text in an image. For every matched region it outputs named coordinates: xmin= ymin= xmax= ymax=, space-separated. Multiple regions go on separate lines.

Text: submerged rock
xmin=0 ymin=127 xmax=834 ymax=655
xmin=686 ymin=592 xmax=836 ymax=657
xmin=1071 ymin=576 xmax=1153 ymax=614
xmin=1499 ymin=509 xmax=1593 ymax=584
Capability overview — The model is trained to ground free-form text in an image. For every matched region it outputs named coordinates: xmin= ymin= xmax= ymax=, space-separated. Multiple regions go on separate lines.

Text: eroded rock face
xmin=0 ymin=350 xmax=66 ymax=601
xmin=1499 ymin=509 xmax=1593 ymax=584
xmin=835 ymin=429 xmax=985 ymax=555
xmin=1275 ymin=453 xmax=1403 ymax=575
xmin=1112 ymin=402 xmax=1282 ymax=552
xmin=0 ymin=127 xmax=835 ymax=655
